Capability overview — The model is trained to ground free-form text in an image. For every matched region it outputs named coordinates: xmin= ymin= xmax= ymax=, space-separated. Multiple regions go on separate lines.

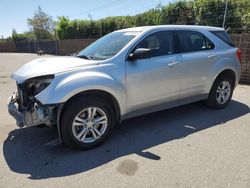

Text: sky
xmin=0 ymin=0 xmax=173 ymax=38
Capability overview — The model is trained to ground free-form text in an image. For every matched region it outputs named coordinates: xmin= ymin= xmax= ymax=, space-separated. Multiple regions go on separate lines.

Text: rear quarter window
xmin=210 ymin=31 xmax=235 ymax=47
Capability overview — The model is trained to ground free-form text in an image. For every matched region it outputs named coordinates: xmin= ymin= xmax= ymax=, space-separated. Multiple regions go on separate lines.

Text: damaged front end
xmin=8 ymin=75 xmax=57 ymax=128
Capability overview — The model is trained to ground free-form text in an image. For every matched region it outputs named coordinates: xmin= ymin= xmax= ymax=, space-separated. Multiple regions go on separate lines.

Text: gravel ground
xmin=0 ymin=53 xmax=250 ymax=188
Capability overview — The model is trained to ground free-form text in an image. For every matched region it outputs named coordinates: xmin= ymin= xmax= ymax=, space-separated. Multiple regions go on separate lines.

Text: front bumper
xmin=8 ymin=93 xmax=24 ymax=127
xmin=8 ymin=92 xmax=56 ymax=128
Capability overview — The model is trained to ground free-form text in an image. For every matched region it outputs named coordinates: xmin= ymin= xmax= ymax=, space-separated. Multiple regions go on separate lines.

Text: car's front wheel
xmin=61 ymin=96 xmax=115 ymax=150
xmin=206 ymin=75 xmax=234 ymax=109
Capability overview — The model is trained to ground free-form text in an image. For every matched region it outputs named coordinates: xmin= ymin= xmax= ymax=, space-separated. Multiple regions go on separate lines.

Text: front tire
xmin=206 ymin=75 xmax=234 ymax=109
xmin=61 ymin=96 xmax=115 ymax=150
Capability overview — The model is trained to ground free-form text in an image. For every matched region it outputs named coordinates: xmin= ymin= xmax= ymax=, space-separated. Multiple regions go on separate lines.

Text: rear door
xmin=176 ymin=30 xmax=215 ymax=99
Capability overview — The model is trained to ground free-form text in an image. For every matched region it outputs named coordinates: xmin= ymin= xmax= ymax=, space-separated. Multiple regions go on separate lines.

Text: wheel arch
xmin=212 ymin=69 xmax=237 ymax=88
xmin=206 ymin=68 xmax=236 ymax=109
xmin=56 ymin=89 xmax=121 ymax=142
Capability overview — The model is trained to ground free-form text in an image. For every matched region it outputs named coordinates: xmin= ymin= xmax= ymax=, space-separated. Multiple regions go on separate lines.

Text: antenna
xmin=222 ymin=0 xmax=228 ymax=28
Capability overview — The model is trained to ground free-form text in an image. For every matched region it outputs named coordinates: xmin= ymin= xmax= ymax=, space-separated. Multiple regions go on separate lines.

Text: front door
xmin=126 ymin=30 xmax=181 ymax=113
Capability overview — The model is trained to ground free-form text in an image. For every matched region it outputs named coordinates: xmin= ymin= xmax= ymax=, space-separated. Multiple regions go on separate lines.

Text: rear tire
xmin=61 ymin=95 xmax=115 ymax=150
xmin=206 ymin=75 xmax=234 ymax=109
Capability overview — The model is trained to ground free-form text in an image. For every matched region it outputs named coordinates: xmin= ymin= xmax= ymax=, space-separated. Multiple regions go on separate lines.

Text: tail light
xmin=236 ymin=48 xmax=242 ymax=62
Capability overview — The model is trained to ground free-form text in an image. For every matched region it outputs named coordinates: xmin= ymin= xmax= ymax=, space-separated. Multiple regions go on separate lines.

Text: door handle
xmin=168 ymin=61 xmax=179 ymax=67
xmin=208 ymin=54 xmax=216 ymax=59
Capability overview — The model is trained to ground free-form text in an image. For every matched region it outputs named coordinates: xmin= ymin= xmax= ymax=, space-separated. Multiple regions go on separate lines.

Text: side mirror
xmin=128 ymin=48 xmax=151 ymax=61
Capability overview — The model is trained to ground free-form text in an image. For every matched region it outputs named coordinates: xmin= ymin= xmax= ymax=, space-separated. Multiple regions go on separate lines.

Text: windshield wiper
xmin=76 ymin=55 xmax=93 ymax=60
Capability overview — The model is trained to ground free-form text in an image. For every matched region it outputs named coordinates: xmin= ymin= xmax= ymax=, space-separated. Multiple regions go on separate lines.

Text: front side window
xmin=134 ymin=31 xmax=174 ymax=57
xmin=77 ymin=31 xmax=140 ymax=60
xmin=177 ymin=30 xmax=215 ymax=53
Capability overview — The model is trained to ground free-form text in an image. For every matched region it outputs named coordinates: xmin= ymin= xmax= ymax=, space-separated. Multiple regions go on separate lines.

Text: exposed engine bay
xmin=8 ymin=76 xmax=57 ymax=127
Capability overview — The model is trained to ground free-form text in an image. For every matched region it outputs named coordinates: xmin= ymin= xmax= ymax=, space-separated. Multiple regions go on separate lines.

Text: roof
xmin=119 ymin=25 xmax=225 ymax=32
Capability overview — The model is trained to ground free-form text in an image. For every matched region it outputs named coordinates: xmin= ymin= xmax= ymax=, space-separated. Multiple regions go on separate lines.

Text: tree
xmin=56 ymin=16 xmax=70 ymax=39
xmin=27 ymin=6 xmax=55 ymax=40
xmin=12 ymin=28 xmax=17 ymax=36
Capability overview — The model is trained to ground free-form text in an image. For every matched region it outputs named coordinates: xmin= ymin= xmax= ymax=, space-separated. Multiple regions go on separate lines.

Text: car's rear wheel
xmin=61 ymin=96 xmax=115 ymax=150
xmin=206 ymin=75 xmax=234 ymax=109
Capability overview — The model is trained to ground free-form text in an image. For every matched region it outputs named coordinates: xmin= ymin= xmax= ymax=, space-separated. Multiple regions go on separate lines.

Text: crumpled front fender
xmin=35 ymin=71 xmax=126 ymax=115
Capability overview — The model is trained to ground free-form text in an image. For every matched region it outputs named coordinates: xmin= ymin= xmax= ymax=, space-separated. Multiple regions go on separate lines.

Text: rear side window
xmin=177 ymin=30 xmax=215 ymax=53
xmin=210 ymin=31 xmax=235 ymax=47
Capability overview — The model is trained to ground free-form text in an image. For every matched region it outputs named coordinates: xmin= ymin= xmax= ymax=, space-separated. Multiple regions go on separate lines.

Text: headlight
xmin=25 ymin=75 xmax=54 ymax=96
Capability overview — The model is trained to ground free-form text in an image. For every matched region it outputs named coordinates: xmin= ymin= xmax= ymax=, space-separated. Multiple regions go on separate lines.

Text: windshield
xmin=77 ymin=31 xmax=140 ymax=60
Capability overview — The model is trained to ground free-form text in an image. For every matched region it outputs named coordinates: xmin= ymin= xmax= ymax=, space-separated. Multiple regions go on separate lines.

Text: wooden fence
xmin=58 ymin=39 xmax=96 ymax=55
xmin=0 ymin=42 xmax=16 ymax=52
xmin=0 ymin=39 xmax=97 ymax=55
xmin=231 ymin=34 xmax=250 ymax=84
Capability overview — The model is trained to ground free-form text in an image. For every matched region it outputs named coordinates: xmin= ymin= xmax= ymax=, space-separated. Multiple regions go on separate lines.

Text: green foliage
xmin=56 ymin=16 xmax=136 ymax=39
xmin=193 ymin=0 xmax=241 ymax=31
xmin=27 ymin=6 xmax=55 ymax=40
xmin=160 ymin=1 xmax=195 ymax=25
xmin=56 ymin=0 xmax=250 ymax=39
xmin=11 ymin=29 xmax=35 ymax=41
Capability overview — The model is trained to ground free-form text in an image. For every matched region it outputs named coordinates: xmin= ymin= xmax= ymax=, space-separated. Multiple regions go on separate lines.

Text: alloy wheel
xmin=216 ymin=81 xmax=231 ymax=104
xmin=72 ymin=107 xmax=108 ymax=143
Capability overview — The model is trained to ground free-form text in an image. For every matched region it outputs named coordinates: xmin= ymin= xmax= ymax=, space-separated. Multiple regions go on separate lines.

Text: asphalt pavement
xmin=0 ymin=53 xmax=250 ymax=188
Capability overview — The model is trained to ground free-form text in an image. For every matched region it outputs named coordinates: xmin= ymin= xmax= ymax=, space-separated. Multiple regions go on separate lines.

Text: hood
xmin=12 ymin=56 xmax=98 ymax=83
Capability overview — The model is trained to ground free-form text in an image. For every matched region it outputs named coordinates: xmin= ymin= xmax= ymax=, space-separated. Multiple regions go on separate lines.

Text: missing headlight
xmin=25 ymin=75 xmax=54 ymax=96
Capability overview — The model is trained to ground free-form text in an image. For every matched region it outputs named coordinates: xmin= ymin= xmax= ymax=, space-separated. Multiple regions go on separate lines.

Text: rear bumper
xmin=8 ymin=92 xmax=57 ymax=127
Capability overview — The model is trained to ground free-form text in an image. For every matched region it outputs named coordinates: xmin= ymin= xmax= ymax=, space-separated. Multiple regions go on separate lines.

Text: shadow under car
xmin=3 ymin=100 xmax=249 ymax=179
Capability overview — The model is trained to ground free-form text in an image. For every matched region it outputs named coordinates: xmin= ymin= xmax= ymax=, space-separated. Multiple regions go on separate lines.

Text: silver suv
xmin=8 ymin=25 xmax=241 ymax=150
